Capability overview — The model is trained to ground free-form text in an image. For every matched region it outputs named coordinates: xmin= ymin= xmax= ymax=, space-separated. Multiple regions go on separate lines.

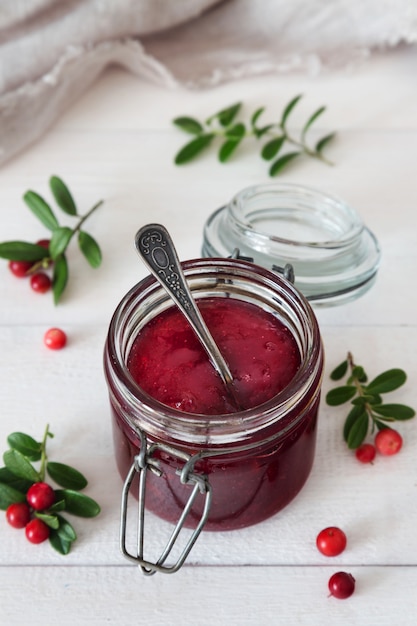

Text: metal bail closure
xmin=120 ymin=429 xmax=212 ymax=575
xmin=229 ymin=248 xmax=295 ymax=284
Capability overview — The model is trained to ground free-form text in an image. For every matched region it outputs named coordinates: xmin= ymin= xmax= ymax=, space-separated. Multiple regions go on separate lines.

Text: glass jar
xmin=104 ymin=258 xmax=324 ymax=573
xmin=202 ymin=183 xmax=381 ymax=306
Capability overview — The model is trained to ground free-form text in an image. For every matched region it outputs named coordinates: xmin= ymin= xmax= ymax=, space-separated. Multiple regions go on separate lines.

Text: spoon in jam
xmin=135 ymin=223 xmax=240 ymax=408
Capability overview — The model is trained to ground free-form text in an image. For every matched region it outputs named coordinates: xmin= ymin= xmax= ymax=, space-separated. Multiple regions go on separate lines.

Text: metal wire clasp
xmin=120 ymin=429 xmax=212 ymax=575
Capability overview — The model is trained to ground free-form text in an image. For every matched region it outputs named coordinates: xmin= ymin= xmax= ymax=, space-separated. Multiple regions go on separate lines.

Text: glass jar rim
xmin=202 ymin=183 xmax=381 ymax=306
xmin=105 ymin=258 xmax=323 ymax=448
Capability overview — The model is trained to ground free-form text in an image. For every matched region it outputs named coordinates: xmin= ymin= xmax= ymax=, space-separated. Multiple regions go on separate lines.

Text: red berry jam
xmin=127 ymin=298 xmax=300 ymax=415
xmin=105 ymin=259 xmax=323 ymax=532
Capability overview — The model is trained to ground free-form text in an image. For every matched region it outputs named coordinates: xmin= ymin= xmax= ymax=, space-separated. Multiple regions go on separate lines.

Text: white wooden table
xmin=1 ymin=45 xmax=416 ymax=625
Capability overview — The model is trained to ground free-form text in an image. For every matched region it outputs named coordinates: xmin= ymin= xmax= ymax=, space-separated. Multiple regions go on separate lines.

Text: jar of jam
xmin=104 ymin=256 xmax=324 ymax=574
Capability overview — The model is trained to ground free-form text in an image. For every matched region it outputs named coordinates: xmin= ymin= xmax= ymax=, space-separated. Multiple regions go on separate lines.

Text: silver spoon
xmin=135 ymin=224 xmax=238 ymax=403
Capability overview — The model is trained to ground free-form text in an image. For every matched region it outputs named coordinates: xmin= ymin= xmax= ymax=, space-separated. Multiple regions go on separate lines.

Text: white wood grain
xmin=0 ymin=44 xmax=416 ymax=625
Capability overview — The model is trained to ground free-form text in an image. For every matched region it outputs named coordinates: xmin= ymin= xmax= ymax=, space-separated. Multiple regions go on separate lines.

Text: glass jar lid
xmin=202 ymin=183 xmax=381 ymax=306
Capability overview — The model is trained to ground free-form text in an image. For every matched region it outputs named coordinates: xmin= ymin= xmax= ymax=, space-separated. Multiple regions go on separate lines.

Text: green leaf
xmin=54 ymin=489 xmax=100 ymax=518
xmin=174 ymin=134 xmax=214 ymax=164
xmin=218 ymin=138 xmax=243 ymax=162
xmin=352 ymin=366 xmax=367 ymax=382
xmin=172 ymin=116 xmax=203 ymax=135
xmin=366 ymin=369 xmax=407 ymax=394
xmin=225 ymin=122 xmax=246 ymax=140
xmin=251 ymin=107 xmax=265 ymax=127
xmin=3 ymin=449 xmax=40 ymax=482
xmin=254 ymin=124 xmax=274 ymax=138
xmin=269 ymin=152 xmax=301 ymax=176
xmin=0 ymin=241 xmax=47 ymax=262
xmin=49 ymin=176 xmax=77 ymax=216
xmin=49 ymin=516 xmax=77 ymax=555
xmin=316 ymin=133 xmax=336 ymax=154
xmin=49 ymin=226 xmax=73 ymax=260
xmin=0 ymin=483 xmax=26 ymax=510
xmin=301 ymin=106 xmax=325 ymax=139
xmin=209 ymin=102 xmax=242 ymax=127
xmin=7 ymin=432 xmax=42 ymax=461
xmin=372 ymin=404 xmax=415 ymax=420
xmin=78 ymin=231 xmax=102 ymax=268
xmin=0 ymin=467 xmax=34 ymax=493
xmin=280 ymin=94 xmax=302 ymax=128
xmin=326 ymin=385 xmax=357 ymax=406
xmin=35 ymin=512 xmax=60 ymax=529
xmin=48 ymin=499 xmax=66 ymax=513
xmin=23 ymin=191 xmax=59 ymax=231
xmin=261 ymin=136 xmax=285 ymax=160
xmin=330 ymin=360 xmax=348 ymax=381
xmin=52 ymin=254 xmax=68 ymax=305
xmin=47 ymin=462 xmax=88 ymax=490
xmin=343 ymin=405 xmax=366 ymax=443
xmin=346 ymin=410 xmax=369 ymax=449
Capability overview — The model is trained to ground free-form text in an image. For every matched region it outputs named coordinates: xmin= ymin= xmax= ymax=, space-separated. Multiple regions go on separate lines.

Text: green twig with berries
xmin=0 ymin=176 xmax=103 ymax=304
xmin=173 ymin=95 xmax=336 ymax=176
xmin=326 ymin=352 xmax=415 ymax=450
xmin=0 ymin=425 xmax=100 ymax=554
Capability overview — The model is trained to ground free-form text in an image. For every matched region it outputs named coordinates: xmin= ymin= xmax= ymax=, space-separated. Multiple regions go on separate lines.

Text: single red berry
xmin=355 ymin=443 xmax=376 ymax=464
xmin=36 ymin=239 xmax=50 ymax=250
xmin=30 ymin=272 xmax=51 ymax=294
xmin=375 ymin=428 xmax=403 ymax=456
xmin=25 ymin=518 xmax=50 ymax=544
xmin=6 ymin=502 xmax=31 ymax=529
xmin=328 ymin=572 xmax=355 ymax=599
xmin=26 ymin=482 xmax=55 ymax=511
xmin=8 ymin=260 xmax=33 ymax=278
xmin=44 ymin=328 xmax=67 ymax=350
xmin=316 ymin=527 xmax=347 ymax=557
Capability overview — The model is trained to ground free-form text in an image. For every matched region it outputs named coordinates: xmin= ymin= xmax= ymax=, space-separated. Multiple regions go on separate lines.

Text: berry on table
xmin=328 ymin=572 xmax=355 ymax=599
xmin=316 ymin=527 xmax=347 ymax=557
xmin=36 ymin=239 xmax=50 ymax=250
xmin=44 ymin=328 xmax=67 ymax=350
xmin=375 ymin=428 xmax=403 ymax=456
xmin=30 ymin=272 xmax=51 ymax=294
xmin=355 ymin=443 xmax=376 ymax=464
xmin=25 ymin=518 xmax=50 ymax=544
xmin=26 ymin=482 xmax=55 ymax=511
xmin=8 ymin=260 xmax=33 ymax=277
xmin=6 ymin=502 xmax=31 ymax=529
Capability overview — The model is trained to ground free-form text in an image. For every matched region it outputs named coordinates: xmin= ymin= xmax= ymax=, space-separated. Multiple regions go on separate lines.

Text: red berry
xmin=316 ymin=527 xmax=347 ymax=557
xmin=355 ymin=443 xmax=376 ymax=464
xmin=26 ymin=482 xmax=55 ymax=511
xmin=44 ymin=328 xmax=67 ymax=350
xmin=328 ymin=572 xmax=355 ymax=599
xmin=36 ymin=239 xmax=50 ymax=250
xmin=6 ymin=502 xmax=31 ymax=528
xmin=25 ymin=518 xmax=50 ymax=544
xmin=8 ymin=260 xmax=33 ymax=277
xmin=30 ymin=272 xmax=51 ymax=294
xmin=375 ymin=428 xmax=403 ymax=456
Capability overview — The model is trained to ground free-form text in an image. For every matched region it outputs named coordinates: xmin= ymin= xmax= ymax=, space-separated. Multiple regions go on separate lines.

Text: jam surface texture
xmin=127 ymin=297 xmax=301 ymax=414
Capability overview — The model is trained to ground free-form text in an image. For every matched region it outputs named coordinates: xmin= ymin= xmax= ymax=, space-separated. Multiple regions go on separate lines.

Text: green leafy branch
xmin=0 ymin=425 xmax=100 ymax=555
xmin=0 ymin=176 xmax=103 ymax=304
xmin=326 ymin=352 xmax=415 ymax=449
xmin=173 ymin=95 xmax=336 ymax=176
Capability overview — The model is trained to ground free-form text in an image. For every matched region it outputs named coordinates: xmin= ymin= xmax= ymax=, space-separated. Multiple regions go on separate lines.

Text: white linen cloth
xmin=1 ymin=0 xmax=416 ymax=166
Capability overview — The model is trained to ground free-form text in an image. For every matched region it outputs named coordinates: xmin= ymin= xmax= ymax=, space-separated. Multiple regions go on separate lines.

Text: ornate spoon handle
xmin=135 ymin=224 xmax=235 ymax=391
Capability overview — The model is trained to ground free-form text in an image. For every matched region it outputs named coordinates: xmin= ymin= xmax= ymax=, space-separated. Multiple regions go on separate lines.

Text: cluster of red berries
xmin=355 ymin=427 xmax=402 ymax=464
xmin=316 ymin=526 xmax=355 ymax=599
xmin=6 ymin=482 xmax=55 ymax=544
xmin=8 ymin=239 xmax=52 ymax=294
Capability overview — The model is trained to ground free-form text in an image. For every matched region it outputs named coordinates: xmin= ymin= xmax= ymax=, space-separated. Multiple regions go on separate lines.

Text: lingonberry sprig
xmin=0 ymin=176 xmax=103 ymax=304
xmin=326 ymin=352 xmax=415 ymax=450
xmin=173 ymin=95 xmax=336 ymax=176
xmin=0 ymin=424 xmax=100 ymax=554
